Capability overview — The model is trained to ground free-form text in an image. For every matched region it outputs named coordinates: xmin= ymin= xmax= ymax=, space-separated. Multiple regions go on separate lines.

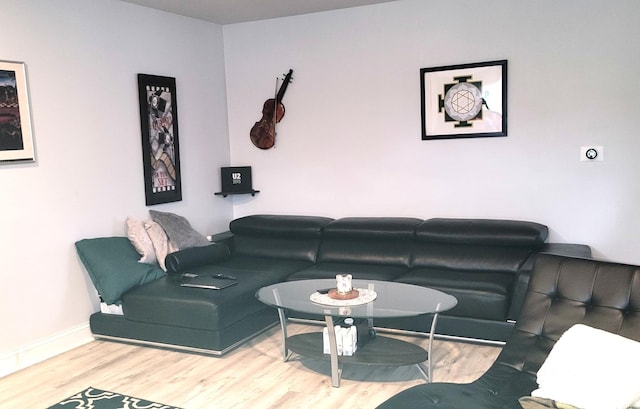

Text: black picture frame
xmin=137 ymin=74 xmax=182 ymax=205
xmin=420 ymin=60 xmax=507 ymax=140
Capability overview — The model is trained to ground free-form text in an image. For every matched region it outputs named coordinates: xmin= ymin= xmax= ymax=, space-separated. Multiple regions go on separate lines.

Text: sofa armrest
xmin=210 ymin=230 xmax=235 ymax=253
xmin=165 ymin=242 xmax=231 ymax=274
xmin=508 ymin=259 xmax=535 ymax=322
xmin=540 ymin=243 xmax=592 ymax=258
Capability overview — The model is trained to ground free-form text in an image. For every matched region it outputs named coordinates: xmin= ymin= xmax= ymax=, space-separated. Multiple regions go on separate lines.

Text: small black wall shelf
xmin=214 ymin=189 xmax=260 ymax=198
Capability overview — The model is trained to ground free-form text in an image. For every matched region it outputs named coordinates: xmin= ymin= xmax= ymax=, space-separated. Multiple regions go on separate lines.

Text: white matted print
xmin=421 ymin=60 xmax=507 ymax=140
xmin=0 ymin=60 xmax=35 ymax=162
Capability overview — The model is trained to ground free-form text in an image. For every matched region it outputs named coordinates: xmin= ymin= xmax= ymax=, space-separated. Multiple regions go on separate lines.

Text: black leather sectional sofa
xmin=82 ymin=215 xmax=590 ymax=355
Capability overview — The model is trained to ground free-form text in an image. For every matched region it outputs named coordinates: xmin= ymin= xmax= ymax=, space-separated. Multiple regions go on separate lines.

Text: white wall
xmin=2 ymin=0 xmax=639 ymax=378
xmin=223 ymin=0 xmax=640 ymax=264
xmin=0 ymin=0 xmax=231 ymax=375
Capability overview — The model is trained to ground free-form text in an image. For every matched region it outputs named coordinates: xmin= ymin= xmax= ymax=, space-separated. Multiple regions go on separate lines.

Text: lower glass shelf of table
xmin=256 ymin=279 xmax=457 ymax=388
xmin=287 ymin=331 xmax=429 ymax=366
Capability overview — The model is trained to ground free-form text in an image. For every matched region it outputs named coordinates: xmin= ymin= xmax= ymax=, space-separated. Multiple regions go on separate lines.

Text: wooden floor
xmin=0 ymin=323 xmax=501 ymax=408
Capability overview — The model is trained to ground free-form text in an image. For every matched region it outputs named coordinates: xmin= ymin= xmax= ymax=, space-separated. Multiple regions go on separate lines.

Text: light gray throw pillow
xmin=149 ymin=210 xmax=210 ymax=250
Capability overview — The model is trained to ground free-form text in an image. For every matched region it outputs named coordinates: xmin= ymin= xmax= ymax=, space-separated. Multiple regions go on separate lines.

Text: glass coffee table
xmin=256 ymin=279 xmax=457 ymax=387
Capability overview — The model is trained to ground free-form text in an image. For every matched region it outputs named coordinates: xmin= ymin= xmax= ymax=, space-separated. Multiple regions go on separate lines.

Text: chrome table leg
xmin=324 ymin=314 xmax=342 ymax=387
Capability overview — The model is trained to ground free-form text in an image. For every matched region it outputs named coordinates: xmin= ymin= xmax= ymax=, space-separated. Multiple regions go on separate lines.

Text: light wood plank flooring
xmin=0 ymin=323 xmax=501 ymax=408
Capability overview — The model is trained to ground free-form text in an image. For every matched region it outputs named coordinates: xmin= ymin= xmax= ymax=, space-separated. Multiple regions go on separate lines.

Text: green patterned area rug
xmin=48 ymin=386 xmax=183 ymax=409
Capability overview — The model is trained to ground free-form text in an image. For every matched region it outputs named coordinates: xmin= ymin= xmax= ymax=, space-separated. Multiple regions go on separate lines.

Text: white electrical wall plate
xmin=580 ymin=146 xmax=604 ymax=162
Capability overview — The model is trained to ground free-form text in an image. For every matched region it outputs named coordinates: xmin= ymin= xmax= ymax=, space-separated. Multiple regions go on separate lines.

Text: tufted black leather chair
xmin=377 ymin=253 xmax=640 ymax=408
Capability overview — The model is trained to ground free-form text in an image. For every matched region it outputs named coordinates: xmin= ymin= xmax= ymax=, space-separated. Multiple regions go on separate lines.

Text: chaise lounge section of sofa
xmin=376 ymin=253 xmax=640 ymax=409
xmin=78 ymin=214 xmax=591 ymax=355
xmin=80 ymin=215 xmax=332 ymax=355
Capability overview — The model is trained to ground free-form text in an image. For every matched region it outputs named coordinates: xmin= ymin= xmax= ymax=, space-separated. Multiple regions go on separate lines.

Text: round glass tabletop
xmin=256 ymin=279 xmax=457 ymax=319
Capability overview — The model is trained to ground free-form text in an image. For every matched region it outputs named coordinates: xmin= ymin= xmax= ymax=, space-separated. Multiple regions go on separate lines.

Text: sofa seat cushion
xmin=286 ymin=262 xmax=408 ymax=282
xmin=122 ymin=270 xmax=280 ymax=331
xmin=395 ymin=268 xmax=513 ymax=321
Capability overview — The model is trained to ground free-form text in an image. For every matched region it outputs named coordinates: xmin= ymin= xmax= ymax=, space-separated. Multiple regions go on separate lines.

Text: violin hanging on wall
xmin=250 ymin=69 xmax=293 ymax=150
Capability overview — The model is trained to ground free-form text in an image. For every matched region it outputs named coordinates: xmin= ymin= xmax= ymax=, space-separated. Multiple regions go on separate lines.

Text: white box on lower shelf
xmin=323 ymin=325 xmax=357 ymax=356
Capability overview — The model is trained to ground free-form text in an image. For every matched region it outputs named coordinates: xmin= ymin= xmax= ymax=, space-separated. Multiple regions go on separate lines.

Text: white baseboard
xmin=0 ymin=322 xmax=94 ymax=378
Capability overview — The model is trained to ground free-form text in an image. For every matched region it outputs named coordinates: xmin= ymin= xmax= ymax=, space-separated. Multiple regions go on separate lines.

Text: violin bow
xmin=272 ymin=76 xmax=279 ymax=140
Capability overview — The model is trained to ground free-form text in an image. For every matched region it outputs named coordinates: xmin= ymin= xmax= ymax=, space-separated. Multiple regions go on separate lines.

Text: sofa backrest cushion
xmin=318 ymin=217 xmax=423 ymax=266
xmin=75 ymin=237 xmax=166 ymax=304
xmin=497 ymin=253 xmax=640 ymax=379
xmin=416 ymin=218 xmax=548 ymax=246
xmin=229 ymin=215 xmax=333 ymax=262
xmin=411 ymin=218 xmax=548 ymax=272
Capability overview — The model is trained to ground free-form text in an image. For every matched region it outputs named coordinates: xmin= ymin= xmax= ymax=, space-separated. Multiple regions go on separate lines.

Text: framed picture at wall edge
xmin=137 ymin=74 xmax=182 ymax=205
xmin=0 ymin=60 xmax=35 ymax=163
xmin=420 ymin=60 xmax=507 ymax=140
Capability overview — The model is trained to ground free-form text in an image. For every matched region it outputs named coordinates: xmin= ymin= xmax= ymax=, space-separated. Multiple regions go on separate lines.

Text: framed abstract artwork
xmin=0 ymin=60 xmax=35 ymax=162
xmin=420 ymin=60 xmax=507 ymax=140
xmin=137 ymin=74 xmax=182 ymax=205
